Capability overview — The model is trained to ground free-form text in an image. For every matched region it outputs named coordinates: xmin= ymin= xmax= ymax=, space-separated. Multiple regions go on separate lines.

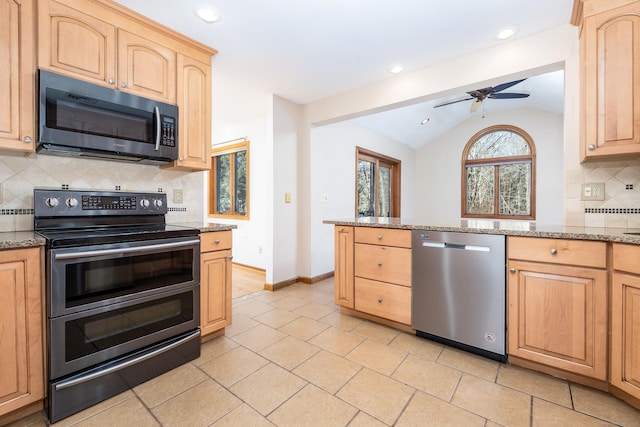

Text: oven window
xmin=65 ymin=249 xmax=194 ymax=308
xmin=64 ymin=291 xmax=194 ymax=362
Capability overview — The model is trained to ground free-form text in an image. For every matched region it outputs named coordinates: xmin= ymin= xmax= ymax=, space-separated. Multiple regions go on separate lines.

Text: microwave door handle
xmin=154 ymin=106 xmax=161 ymax=151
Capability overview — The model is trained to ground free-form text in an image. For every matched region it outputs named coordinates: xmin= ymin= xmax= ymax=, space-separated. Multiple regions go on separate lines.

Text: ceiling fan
xmin=433 ymin=79 xmax=530 ymax=113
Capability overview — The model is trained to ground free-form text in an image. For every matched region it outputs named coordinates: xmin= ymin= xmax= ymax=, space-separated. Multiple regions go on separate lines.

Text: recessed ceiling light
xmin=194 ymin=5 xmax=220 ymax=23
xmin=420 ymin=118 xmax=430 ymax=125
xmin=496 ymin=25 xmax=519 ymax=40
xmin=387 ymin=65 xmax=404 ymax=74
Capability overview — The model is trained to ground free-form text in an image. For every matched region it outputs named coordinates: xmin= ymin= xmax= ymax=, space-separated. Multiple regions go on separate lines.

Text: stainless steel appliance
xmin=412 ymin=230 xmax=506 ymax=362
xmin=38 ymin=70 xmax=179 ymax=164
xmin=34 ymin=189 xmax=200 ymax=423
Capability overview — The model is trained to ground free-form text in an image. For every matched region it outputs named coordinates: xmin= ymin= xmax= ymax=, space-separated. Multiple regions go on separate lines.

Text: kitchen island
xmin=325 ymin=217 xmax=640 ymax=411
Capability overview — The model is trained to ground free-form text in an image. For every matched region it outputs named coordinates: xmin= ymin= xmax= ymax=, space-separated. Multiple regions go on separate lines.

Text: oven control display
xmin=82 ymin=195 xmax=137 ymax=210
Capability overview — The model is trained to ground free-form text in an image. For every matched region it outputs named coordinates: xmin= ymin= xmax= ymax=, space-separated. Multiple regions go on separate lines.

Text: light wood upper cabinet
xmin=200 ymin=232 xmax=232 ymax=337
xmin=0 ymin=0 xmax=36 ymax=153
xmin=580 ymin=0 xmax=640 ymax=161
xmin=0 ymin=247 xmax=44 ymax=417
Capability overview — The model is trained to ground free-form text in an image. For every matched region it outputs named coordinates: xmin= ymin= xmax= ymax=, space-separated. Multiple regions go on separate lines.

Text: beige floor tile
xmin=199 ymin=346 xmax=269 ymax=387
xmin=571 ymin=383 xmax=640 ymax=426
xmin=253 ymin=307 xmax=301 ymax=328
xmin=346 ymin=411 xmax=388 ymax=427
xmin=437 ymin=347 xmax=500 ymax=381
xmin=351 ymin=321 xmax=400 ymax=345
xmin=268 ymin=384 xmax=358 ymax=426
xmin=50 ymin=390 xmax=135 ymax=427
xmin=278 ymin=316 xmax=330 ymax=341
xmin=229 ymin=363 xmax=307 ymax=416
xmin=452 ymin=374 xmax=531 ymax=427
xmin=293 ymin=350 xmax=362 ymax=394
xmin=5 ymin=411 xmax=47 ymax=427
xmin=211 ymin=403 xmax=275 ymax=427
xmin=533 ymin=398 xmax=618 ymax=427
xmin=194 ymin=335 xmax=239 ymax=366
xmin=308 ymin=327 xmax=365 ymax=356
xmin=152 ymin=379 xmax=241 ymax=426
xmin=319 ymin=311 xmax=364 ymax=331
xmin=259 ymin=335 xmax=320 ymax=370
xmin=392 ymin=354 xmax=461 ymax=401
xmin=346 ymin=339 xmax=407 ymax=376
xmin=133 ymin=362 xmax=208 ymax=408
xmin=308 ymin=290 xmax=336 ymax=306
xmin=269 ymin=295 xmax=310 ymax=311
xmin=72 ymin=396 xmax=159 ymax=427
xmin=233 ymin=300 xmax=274 ymax=318
xmin=396 ymin=391 xmax=485 ymax=427
xmin=337 ymin=368 xmax=415 ymax=425
xmin=497 ymin=364 xmax=572 ymax=408
xmin=294 ymin=301 xmax=337 ymax=320
xmin=223 ymin=314 xmax=260 ymax=337
xmin=388 ymin=332 xmax=444 ymax=361
xmin=231 ymin=323 xmax=287 ymax=352
xmin=252 ymin=289 xmax=290 ymax=304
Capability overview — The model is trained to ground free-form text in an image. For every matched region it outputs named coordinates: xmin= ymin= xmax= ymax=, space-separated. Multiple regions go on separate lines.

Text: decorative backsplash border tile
xmin=585 ymin=208 xmax=640 ymax=214
xmin=0 ymin=209 xmax=34 ymax=215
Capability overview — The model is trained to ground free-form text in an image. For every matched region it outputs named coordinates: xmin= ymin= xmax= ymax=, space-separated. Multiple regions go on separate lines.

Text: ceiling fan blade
xmin=491 ymin=79 xmax=526 ymax=93
xmin=488 ymin=92 xmax=530 ymax=99
xmin=433 ymin=96 xmax=474 ymax=108
xmin=470 ymin=99 xmax=482 ymax=113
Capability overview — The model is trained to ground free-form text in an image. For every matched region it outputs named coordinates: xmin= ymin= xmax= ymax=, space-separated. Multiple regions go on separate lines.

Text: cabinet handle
xmin=121 ymin=82 xmax=127 ymax=88
xmin=588 ymin=144 xmax=596 ymax=151
xmin=229 ymin=256 xmax=233 ymax=260
xmin=179 ymin=157 xmax=184 ymax=161
xmin=108 ymin=78 xmax=115 ymax=84
xmin=23 ymin=136 xmax=32 ymax=143
xmin=377 ymin=234 xmax=383 ymax=240
xmin=377 ymin=261 xmax=383 ymax=266
xmin=214 ymin=239 xmax=220 ymax=244
xmin=509 ymin=268 xmax=516 ymax=273
xmin=377 ymin=297 xmax=383 ymax=303
xmin=550 ymin=248 xmax=558 ymax=255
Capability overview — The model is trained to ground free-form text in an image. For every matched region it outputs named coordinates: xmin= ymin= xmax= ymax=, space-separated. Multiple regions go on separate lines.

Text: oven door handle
xmin=54 ymin=239 xmax=200 ymax=260
xmin=54 ymin=330 xmax=200 ymax=391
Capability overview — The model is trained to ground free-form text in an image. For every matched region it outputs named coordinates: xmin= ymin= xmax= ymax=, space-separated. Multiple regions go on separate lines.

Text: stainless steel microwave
xmin=37 ymin=70 xmax=179 ymax=165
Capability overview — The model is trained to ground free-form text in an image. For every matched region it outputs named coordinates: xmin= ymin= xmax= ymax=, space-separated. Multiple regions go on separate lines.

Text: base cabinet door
xmin=0 ymin=248 xmax=44 ymax=417
xmin=507 ymin=260 xmax=607 ymax=380
xmin=334 ymin=226 xmax=354 ymax=308
xmin=611 ymin=272 xmax=640 ymax=398
xmin=200 ymin=232 xmax=232 ymax=337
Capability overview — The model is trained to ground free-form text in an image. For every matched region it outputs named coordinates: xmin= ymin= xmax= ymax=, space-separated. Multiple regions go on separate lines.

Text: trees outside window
xmin=462 ymin=125 xmax=536 ymax=219
xmin=356 ymin=147 xmax=401 ymax=217
xmin=209 ymin=141 xmax=249 ymax=219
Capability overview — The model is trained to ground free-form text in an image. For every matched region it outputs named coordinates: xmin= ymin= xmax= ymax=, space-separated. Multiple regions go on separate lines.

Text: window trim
xmin=460 ymin=125 xmax=536 ymax=220
xmin=355 ymin=147 xmax=401 ymax=217
xmin=209 ymin=141 xmax=250 ymax=220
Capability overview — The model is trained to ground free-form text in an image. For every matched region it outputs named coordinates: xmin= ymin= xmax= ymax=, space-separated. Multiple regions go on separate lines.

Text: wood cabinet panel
xmin=0 ymin=0 xmax=35 ymax=153
xmin=334 ymin=226 xmax=354 ymax=308
xmin=354 ymin=243 xmax=411 ymax=287
xmin=507 ymin=259 xmax=607 ymax=380
xmin=508 ymin=236 xmax=607 ymax=268
xmin=354 ymin=227 xmax=411 ymax=248
xmin=200 ymin=230 xmax=232 ymax=252
xmin=200 ymin=248 xmax=232 ymax=336
xmin=613 ymin=242 xmax=640 ymax=275
xmin=355 ymin=277 xmax=411 ymax=325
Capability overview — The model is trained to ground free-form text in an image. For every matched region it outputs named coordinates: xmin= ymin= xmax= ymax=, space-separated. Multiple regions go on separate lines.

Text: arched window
xmin=462 ymin=125 xmax=536 ymax=219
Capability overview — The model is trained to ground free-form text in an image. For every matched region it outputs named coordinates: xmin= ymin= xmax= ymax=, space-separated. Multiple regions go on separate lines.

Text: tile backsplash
xmin=0 ymin=153 xmax=205 ymax=231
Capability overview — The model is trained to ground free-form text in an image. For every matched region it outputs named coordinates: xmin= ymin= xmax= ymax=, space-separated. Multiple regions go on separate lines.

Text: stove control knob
xmin=66 ymin=197 xmax=78 ymax=208
xmin=153 ymin=199 xmax=163 ymax=208
xmin=45 ymin=197 xmax=59 ymax=208
xmin=140 ymin=199 xmax=150 ymax=208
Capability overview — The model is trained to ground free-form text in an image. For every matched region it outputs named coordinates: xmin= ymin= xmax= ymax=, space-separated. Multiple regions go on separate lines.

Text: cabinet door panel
xmin=612 ymin=272 xmax=640 ymax=393
xmin=201 ymin=249 xmax=231 ymax=336
xmin=334 ymin=226 xmax=354 ymax=308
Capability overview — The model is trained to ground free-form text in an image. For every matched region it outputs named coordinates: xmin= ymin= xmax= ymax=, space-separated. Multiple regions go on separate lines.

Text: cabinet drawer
xmin=354 ymin=243 xmax=411 ymax=286
xmin=613 ymin=243 xmax=640 ymax=275
xmin=201 ymin=231 xmax=232 ymax=252
xmin=354 ymin=227 xmax=411 ymax=248
xmin=508 ymin=237 xmax=606 ymax=269
xmin=355 ymin=278 xmax=411 ymax=325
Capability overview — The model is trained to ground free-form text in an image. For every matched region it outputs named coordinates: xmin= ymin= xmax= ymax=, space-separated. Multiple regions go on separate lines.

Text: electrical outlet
xmin=173 ymin=189 xmax=184 ymax=204
xmin=581 ymin=183 xmax=605 ymax=201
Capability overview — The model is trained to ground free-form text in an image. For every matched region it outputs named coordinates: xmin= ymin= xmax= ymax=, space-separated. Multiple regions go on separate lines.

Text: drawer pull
xmin=509 ymin=268 xmax=516 ymax=273
xmin=550 ymin=248 xmax=558 ymax=255
xmin=588 ymin=144 xmax=596 ymax=151
xmin=377 ymin=234 xmax=383 ymax=240
xmin=214 ymin=239 xmax=220 ymax=244
xmin=377 ymin=261 xmax=383 ymax=266
xmin=377 ymin=297 xmax=383 ymax=303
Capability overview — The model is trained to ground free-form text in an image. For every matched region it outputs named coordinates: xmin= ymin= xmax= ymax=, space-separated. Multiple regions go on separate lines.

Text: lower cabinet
xmin=334 ymin=226 xmax=354 ymax=308
xmin=0 ymin=247 xmax=44 ymax=418
xmin=200 ymin=231 xmax=232 ymax=337
xmin=507 ymin=237 xmax=608 ymax=380
xmin=611 ymin=243 xmax=640 ymax=404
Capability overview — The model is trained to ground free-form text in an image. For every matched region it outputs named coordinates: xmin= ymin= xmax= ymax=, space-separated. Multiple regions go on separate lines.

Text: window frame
xmin=461 ymin=125 xmax=536 ymax=220
xmin=355 ymin=147 xmax=401 ymax=218
xmin=208 ymin=140 xmax=250 ymax=220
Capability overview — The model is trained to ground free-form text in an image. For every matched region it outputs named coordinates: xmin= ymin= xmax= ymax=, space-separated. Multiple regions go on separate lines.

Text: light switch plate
xmin=581 ymin=183 xmax=605 ymax=201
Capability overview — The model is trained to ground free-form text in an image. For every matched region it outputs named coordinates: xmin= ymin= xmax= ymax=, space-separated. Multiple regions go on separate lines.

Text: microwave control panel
xmin=160 ymin=115 xmax=177 ymax=147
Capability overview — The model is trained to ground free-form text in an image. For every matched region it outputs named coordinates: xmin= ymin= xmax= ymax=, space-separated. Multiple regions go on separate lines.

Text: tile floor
xmin=10 ymin=278 xmax=640 ymax=427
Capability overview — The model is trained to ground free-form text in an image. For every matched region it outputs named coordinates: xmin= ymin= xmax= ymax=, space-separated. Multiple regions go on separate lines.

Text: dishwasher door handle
xmin=420 ymin=241 xmax=490 ymax=252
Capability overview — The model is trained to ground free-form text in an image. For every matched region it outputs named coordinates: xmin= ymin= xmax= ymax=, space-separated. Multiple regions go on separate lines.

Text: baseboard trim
xmin=232 ymin=262 xmax=266 ymax=274
xmin=265 ymin=271 xmax=334 ymax=291
xmin=300 ymin=271 xmax=334 ymax=284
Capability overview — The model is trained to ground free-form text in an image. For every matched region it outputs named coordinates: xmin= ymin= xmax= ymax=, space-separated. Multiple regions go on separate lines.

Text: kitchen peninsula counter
xmin=324 ymin=217 xmax=640 ymax=245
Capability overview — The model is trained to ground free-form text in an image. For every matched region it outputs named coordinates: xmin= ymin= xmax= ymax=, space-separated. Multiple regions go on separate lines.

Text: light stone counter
xmin=0 ymin=231 xmax=46 ymax=250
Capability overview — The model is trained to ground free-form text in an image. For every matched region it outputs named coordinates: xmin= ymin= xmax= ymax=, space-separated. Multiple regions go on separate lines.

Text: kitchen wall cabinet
xmin=507 ymin=237 xmax=608 ymax=380
xmin=334 ymin=226 xmax=354 ymax=309
xmin=579 ymin=0 xmax=640 ymax=161
xmin=200 ymin=231 xmax=232 ymax=337
xmin=0 ymin=247 xmax=44 ymax=418
xmin=0 ymin=0 xmax=36 ymax=154
xmin=611 ymin=243 xmax=640 ymax=407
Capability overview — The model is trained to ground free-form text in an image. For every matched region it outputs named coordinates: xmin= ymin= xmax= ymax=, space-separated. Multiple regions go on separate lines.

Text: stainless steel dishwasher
xmin=412 ymin=230 xmax=506 ymax=361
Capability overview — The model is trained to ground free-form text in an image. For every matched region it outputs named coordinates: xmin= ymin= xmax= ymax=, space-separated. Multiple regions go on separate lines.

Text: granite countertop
xmin=0 ymin=231 xmax=46 ymax=250
xmin=170 ymin=222 xmax=238 ymax=233
xmin=324 ymin=217 xmax=640 ymax=245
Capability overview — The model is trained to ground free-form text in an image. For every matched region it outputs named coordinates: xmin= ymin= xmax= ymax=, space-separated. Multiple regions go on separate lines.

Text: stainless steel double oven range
xmin=34 ymin=188 xmax=201 ymax=423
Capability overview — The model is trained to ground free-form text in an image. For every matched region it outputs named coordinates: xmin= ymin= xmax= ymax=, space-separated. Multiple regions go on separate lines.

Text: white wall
xmin=309 ymin=121 xmax=418 ymax=276
xmin=415 ymin=108 xmax=564 ymax=225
